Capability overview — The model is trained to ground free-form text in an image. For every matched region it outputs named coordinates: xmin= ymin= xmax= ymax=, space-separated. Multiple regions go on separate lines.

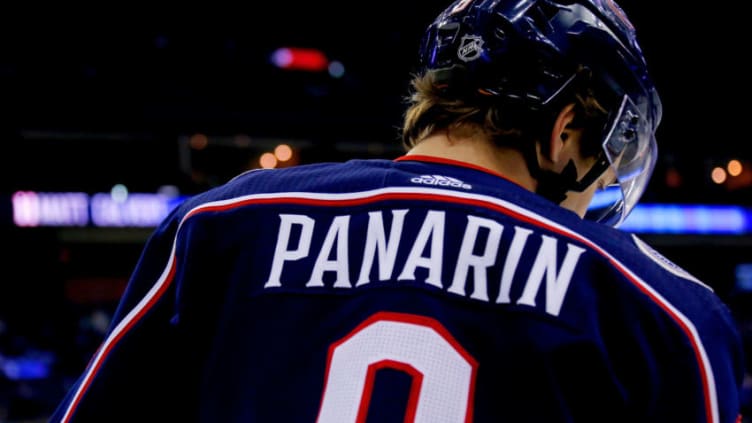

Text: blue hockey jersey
xmin=51 ymin=155 xmax=745 ymax=422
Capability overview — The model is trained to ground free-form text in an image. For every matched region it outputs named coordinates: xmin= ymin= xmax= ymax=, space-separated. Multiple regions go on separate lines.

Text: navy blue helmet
xmin=419 ymin=0 xmax=662 ymax=227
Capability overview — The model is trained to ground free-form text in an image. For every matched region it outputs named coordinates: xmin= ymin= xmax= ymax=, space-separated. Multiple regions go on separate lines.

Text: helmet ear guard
xmin=418 ymin=0 xmax=662 ymax=227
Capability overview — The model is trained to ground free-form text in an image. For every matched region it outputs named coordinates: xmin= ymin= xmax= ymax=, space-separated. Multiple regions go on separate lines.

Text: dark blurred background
xmin=1 ymin=2 xmax=751 ymax=421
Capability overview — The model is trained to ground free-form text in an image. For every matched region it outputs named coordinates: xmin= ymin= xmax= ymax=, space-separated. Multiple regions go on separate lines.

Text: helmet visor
xmin=586 ymin=94 xmax=657 ymax=227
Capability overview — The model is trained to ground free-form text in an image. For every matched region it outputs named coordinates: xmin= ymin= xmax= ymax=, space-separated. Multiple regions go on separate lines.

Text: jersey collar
xmin=394 ymin=154 xmax=526 ymax=189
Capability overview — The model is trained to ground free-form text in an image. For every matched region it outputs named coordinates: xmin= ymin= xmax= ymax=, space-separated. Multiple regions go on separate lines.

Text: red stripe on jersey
xmin=62 ymin=188 xmax=718 ymax=422
xmin=61 ymin=258 xmax=179 ymax=422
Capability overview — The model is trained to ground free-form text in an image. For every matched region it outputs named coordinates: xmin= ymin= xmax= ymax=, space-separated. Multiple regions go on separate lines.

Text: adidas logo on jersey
xmin=411 ymin=175 xmax=472 ymax=190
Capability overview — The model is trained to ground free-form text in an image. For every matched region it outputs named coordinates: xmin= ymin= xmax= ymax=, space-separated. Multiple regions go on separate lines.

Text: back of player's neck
xmin=406 ymin=133 xmax=537 ymax=191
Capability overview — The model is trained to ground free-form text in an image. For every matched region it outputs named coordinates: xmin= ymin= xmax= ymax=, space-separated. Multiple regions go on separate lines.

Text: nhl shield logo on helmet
xmin=457 ymin=35 xmax=484 ymax=62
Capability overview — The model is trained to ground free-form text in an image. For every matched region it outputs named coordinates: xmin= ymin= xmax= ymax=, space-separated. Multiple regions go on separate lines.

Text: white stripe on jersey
xmin=62 ymin=186 xmax=720 ymax=423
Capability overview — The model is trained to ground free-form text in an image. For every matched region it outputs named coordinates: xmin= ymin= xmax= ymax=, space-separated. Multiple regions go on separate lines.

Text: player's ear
xmin=548 ymin=103 xmax=577 ymax=163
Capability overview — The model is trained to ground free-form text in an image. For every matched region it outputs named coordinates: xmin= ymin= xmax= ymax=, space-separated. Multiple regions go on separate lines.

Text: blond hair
xmin=400 ymin=69 xmax=608 ymax=157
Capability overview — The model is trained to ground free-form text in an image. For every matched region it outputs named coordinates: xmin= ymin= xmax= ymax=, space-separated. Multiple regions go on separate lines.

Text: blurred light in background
xmin=328 ymin=60 xmax=346 ymax=78
xmin=12 ymin=191 xmax=185 ymax=228
xmin=256 ymin=144 xmax=298 ymax=169
xmin=712 ymin=166 xmax=728 ymax=184
xmin=13 ymin=189 xmax=752 ymax=235
xmin=274 ymin=144 xmax=293 ymax=162
xmin=91 ymin=193 xmax=173 ymax=227
xmin=709 ymin=159 xmax=752 ymax=191
xmin=259 ymin=152 xmax=278 ymax=169
xmin=587 ymin=185 xmax=621 ymax=210
xmin=665 ymin=167 xmax=682 ymax=188
xmin=0 ymin=352 xmax=54 ymax=381
xmin=736 ymin=263 xmax=752 ymax=292
xmin=620 ymin=204 xmax=752 ymax=234
xmin=588 ymin=187 xmax=752 ymax=234
xmin=271 ymin=47 xmax=329 ymax=72
xmin=12 ymin=191 xmax=89 ymax=227
xmin=189 ymin=133 xmax=209 ymax=150
xmin=728 ymin=159 xmax=743 ymax=177
xmin=110 ymin=184 xmax=128 ymax=203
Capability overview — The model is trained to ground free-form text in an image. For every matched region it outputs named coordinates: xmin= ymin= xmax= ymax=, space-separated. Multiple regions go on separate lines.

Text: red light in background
xmin=665 ymin=167 xmax=682 ymax=188
xmin=271 ymin=47 xmax=329 ymax=72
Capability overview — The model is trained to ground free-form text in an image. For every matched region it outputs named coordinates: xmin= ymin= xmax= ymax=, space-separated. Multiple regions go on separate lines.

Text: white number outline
xmin=317 ymin=312 xmax=478 ymax=423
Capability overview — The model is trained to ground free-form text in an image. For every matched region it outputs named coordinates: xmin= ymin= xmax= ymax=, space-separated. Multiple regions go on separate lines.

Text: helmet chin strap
xmin=532 ymin=160 xmax=581 ymax=204
xmin=522 ymin=141 xmax=611 ymax=205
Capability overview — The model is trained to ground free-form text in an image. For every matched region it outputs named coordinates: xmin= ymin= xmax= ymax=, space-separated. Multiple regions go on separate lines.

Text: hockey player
xmin=52 ymin=0 xmax=745 ymax=421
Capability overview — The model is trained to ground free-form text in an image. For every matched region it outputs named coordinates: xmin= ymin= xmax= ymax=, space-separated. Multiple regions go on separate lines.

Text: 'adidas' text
xmin=411 ymin=175 xmax=472 ymax=190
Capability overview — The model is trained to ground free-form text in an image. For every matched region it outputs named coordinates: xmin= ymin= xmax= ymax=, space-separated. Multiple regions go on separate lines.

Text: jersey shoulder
xmin=628 ymin=234 xmax=711 ymax=290
xmin=228 ymin=159 xmax=394 ymax=194
xmin=165 ymin=160 xmax=399 ymax=228
xmin=574 ymin=218 xmax=711 ymax=292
